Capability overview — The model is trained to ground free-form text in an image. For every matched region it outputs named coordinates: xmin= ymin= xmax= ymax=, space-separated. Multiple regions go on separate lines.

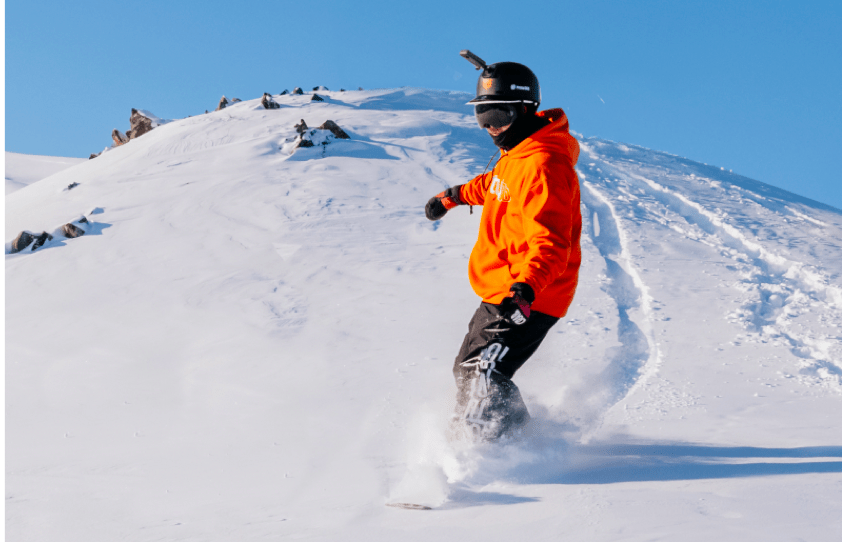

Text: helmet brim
xmin=467 ymin=96 xmax=539 ymax=105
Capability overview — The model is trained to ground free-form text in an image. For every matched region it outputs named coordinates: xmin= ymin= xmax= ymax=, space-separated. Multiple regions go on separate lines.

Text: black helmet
xmin=468 ymin=62 xmax=541 ymax=107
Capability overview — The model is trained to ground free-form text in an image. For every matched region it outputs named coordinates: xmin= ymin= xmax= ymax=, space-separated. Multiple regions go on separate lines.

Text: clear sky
xmin=5 ymin=0 xmax=841 ymax=209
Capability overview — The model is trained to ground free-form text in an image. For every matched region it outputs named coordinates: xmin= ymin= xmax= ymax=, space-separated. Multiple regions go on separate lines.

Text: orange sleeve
xmin=515 ymin=154 xmax=579 ymax=295
xmin=458 ymin=171 xmax=492 ymax=206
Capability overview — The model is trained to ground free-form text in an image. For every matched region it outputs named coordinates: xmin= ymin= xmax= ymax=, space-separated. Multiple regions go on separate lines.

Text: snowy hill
xmin=6 ymin=88 xmax=842 ymax=541
xmin=4 ymin=151 xmax=87 ymax=195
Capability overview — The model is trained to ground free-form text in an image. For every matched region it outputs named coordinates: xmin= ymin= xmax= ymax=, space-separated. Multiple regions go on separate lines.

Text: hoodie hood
xmin=504 ymin=108 xmax=580 ymax=167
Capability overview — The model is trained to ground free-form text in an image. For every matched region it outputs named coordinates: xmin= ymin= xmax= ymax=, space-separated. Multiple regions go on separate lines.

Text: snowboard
xmin=386 ymin=502 xmax=432 ymax=510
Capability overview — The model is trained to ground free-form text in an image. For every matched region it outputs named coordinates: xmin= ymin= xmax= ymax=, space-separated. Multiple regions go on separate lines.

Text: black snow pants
xmin=450 ymin=302 xmax=559 ymax=440
xmin=453 ymin=302 xmax=559 ymax=383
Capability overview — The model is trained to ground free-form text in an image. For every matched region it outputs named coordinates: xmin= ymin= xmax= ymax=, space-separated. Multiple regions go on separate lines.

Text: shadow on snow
xmin=501 ymin=438 xmax=842 ymax=485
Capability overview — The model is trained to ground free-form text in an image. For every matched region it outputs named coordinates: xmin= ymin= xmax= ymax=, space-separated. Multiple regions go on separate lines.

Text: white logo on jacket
xmin=489 ymin=176 xmax=511 ymax=202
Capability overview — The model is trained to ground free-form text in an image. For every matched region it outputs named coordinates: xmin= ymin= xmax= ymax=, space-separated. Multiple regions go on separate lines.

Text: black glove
xmin=425 ymin=185 xmax=464 ymax=221
xmin=499 ymin=282 xmax=535 ymax=325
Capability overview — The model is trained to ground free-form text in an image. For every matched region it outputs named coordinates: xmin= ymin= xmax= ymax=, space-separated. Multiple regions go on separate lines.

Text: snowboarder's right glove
xmin=425 ymin=185 xmax=464 ymax=221
xmin=500 ymin=282 xmax=535 ymax=325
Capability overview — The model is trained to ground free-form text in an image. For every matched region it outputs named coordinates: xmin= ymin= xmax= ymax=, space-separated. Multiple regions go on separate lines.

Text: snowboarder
xmin=426 ymin=52 xmax=582 ymax=441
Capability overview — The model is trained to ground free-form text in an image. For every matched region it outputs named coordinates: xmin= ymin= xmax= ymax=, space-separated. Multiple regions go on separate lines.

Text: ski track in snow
xmin=578 ymin=179 xmax=661 ymax=417
xmin=578 ymin=139 xmax=842 ymax=391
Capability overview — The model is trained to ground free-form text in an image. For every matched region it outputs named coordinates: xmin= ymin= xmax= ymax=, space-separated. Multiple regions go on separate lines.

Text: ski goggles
xmin=475 ymin=103 xmax=518 ymax=129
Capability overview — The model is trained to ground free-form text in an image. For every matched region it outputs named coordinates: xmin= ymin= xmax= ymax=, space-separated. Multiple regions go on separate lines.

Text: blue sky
xmin=6 ymin=0 xmax=842 ymax=208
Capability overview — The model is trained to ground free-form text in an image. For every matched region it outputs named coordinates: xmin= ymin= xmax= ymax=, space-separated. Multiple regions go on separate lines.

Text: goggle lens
xmin=475 ymin=104 xmax=517 ymax=129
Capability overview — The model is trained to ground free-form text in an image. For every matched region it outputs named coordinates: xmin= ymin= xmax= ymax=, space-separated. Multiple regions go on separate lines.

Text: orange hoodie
xmin=458 ymin=108 xmax=582 ymax=318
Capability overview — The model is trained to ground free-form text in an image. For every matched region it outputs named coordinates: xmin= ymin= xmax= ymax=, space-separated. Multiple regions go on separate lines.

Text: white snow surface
xmin=6 ymin=88 xmax=842 ymax=541
xmin=5 ymin=152 xmax=87 ymax=194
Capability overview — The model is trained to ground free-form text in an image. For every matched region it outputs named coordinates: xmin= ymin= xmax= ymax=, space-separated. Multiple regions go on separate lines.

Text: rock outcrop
xmin=112 ymin=129 xmax=129 ymax=147
xmin=62 ymin=218 xmax=87 ymax=239
xmin=311 ymin=94 xmax=324 ymax=102
xmin=318 ymin=120 xmax=350 ymax=139
xmin=216 ymin=96 xmax=229 ymax=111
xmin=94 ymin=109 xmax=163 ymax=158
xmin=8 ymin=217 xmax=91 ymax=254
xmin=10 ymin=231 xmax=53 ymax=254
xmin=126 ymin=109 xmax=155 ymax=139
xmin=292 ymin=87 xmax=304 ymax=95
xmin=291 ymin=119 xmax=351 ymax=151
xmin=32 ymin=232 xmax=52 ymax=250
xmin=262 ymin=93 xmax=280 ymax=110
xmin=10 ymin=231 xmax=35 ymax=253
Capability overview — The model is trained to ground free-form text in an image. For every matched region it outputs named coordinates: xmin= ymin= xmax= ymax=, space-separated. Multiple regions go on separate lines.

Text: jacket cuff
xmin=444 ymin=185 xmax=464 ymax=206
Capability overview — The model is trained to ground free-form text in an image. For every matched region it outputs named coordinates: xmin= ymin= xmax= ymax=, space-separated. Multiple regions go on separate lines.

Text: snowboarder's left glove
xmin=425 ymin=186 xmax=464 ymax=221
xmin=500 ymin=282 xmax=535 ymax=325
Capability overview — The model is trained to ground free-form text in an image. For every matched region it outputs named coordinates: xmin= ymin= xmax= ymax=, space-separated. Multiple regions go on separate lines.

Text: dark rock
xmin=318 ymin=120 xmax=350 ymax=139
xmin=31 ymin=232 xmax=53 ymax=251
xmin=215 ymin=96 xmax=229 ymax=111
xmin=358 ymin=87 xmax=364 ymax=91
xmin=280 ymin=89 xmax=289 ymax=95
xmin=62 ymin=223 xmax=85 ymax=239
xmin=66 ymin=182 xmax=80 ymax=191
xmin=262 ymin=93 xmax=280 ymax=110
xmin=340 ymin=88 xmax=346 ymax=92
xmin=126 ymin=109 xmax=155 ymax=139
xmin=231 ymin=97 xmax=242 ymax=103
xmin=89 ymin=153 xmax=100 ymax=160
xmin=10 ymin=231 xmax=34 ymax=253
xmin=79 ymin=216 xmax=89 ymax=223
xmin=292 ymin=87 xmax=304 ymax=95
xmin=296 ymin=139 xmax=314 ymax=148
xmin=311 ymin=94 xmax=324 ymax=102
xmin=112 ymin=129 xmax=129 ymax=147
xmin=294 ymin=119 xmax=308 ymax=135
xmin=313 ymin=86 xmax=329 ymax=91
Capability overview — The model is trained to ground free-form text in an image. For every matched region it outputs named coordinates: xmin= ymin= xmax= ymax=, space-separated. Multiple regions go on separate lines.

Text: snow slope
xmin=6 ymin=88 xmax=842 ymax=541
xmin=4 ymin=152 xmax=87 ymax=195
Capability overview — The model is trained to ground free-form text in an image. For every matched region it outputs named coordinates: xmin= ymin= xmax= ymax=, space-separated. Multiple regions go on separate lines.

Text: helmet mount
xmin=459 ymin=50 xmax=487 ymax=70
